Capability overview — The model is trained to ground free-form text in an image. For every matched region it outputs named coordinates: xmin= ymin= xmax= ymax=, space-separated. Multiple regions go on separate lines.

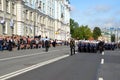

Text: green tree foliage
xmin=93 ymin=27 xmax=102 ymax=40
xmin=70 ymin=18 xmax=79 ymax=38
xmin=70 ymin=18 xmax=92 ymax=40
xmin=111 ymin=34 xmax=115 ymax=42
xmin=78 ymin=25 xmax=92 ymax=40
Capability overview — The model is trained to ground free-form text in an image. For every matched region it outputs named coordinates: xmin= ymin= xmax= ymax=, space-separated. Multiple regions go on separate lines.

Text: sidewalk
xmin=0 ymin=46 xmax=69 ymax=59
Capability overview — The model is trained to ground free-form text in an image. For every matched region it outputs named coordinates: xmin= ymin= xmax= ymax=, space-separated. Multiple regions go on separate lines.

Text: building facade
xmin=0 ymin=0 xmax=71 ymax=40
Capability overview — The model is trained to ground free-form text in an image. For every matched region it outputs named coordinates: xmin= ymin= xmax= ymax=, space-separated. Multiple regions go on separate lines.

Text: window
xmin=6 ymin=0 xmax=9 ymax=12
xmin=38 ymin=1 xmax=42 ymax=10
xmin=3 ymin=22 xmax=7 ymax=34
xmin=26 ymin=10 xmax=28 ymax=20
xmin=30 ymin=12 xmax=32 ymax=21
xmin=43 ymin=3 xmax=45 ymax=12
xmin=12 ymin=2 xmax=15 ymax=14
xmin=50 ymin=8 xmax=51 ymax=16
xmin=0 ymin=0 xmax=1 ymax=10
xmin=30 ymin=0 xmax=32 ymax=5
xmin=26 ymin=26 xmax=28 ymax=34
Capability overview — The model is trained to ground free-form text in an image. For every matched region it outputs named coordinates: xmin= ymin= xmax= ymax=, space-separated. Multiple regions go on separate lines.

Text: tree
xmin=111 ymin=34 xmax=115 ymax=42
xmin=70 ymin=18 xmax=79 ymax=38
xmin=70 ymin=18 xmax=92 ymax=40
xmin=72 ymin=25 xmax=92 ymax=40
xmin=93 ymin=27 xmax=101 ymax=40
xmin=78 ymin=25 xmax=92 ymax=40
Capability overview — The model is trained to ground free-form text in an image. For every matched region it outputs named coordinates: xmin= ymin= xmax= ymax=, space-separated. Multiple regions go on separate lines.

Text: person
xmin=0 ymin=36 xmax=3 ymax=51
xmin=45 ymin=37 xmax=50 ymax=52
xmin=98 ymin=41 xmax=104 ymax=53
xmin=70 ymin=39 xmax=75 ymax=56
xmin=52 ymin=40 xmax=56 ymax=47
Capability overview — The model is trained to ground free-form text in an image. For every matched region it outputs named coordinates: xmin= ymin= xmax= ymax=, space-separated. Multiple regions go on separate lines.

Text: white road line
xmin=99 ymin=77 xmax=103 ymax=80
xmin=0 ymin=55 xmax=69 ymax=80
xmin=0 ymin=49 xmax=68 ymax=61
xmin=102 ymin=52 xmax=104 ymax=55
xmin=101 ymin=59 xmax=104 ymax=64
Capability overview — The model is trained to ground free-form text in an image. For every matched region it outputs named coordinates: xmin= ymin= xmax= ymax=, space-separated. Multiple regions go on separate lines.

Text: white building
xmin=0 ymin=0 xmax=71 ymax=40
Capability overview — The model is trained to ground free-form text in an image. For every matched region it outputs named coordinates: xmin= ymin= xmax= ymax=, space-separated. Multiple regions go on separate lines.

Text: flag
xmin=0 ymin=17 xmax=5 ymax=24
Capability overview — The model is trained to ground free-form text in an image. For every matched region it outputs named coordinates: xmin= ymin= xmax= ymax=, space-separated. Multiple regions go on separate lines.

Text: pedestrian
xmin=0 ymin=36 xmax=3 ymax=51
xmin=98 ymin=41 xmax=104 ymax=53
xmin=8 ymin=37 xmax=13 ymax=51
xmin=70 ymin=39 xmax=75 ymax=56
xmin=45 ymin=37 xmax=50 ymax=52
xmin=52 ymin=40 xmax=56 ymax=47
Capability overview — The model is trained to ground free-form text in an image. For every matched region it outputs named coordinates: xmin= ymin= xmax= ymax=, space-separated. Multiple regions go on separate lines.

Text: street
xmin=0 ymin=46 xmax=120 ymax=80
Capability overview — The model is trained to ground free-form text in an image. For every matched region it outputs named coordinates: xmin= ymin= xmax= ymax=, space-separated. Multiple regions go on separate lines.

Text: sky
xmin=70 ymin=0 xmax=120 ymax=29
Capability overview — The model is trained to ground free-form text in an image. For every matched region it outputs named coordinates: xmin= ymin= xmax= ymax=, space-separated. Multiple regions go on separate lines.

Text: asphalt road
xmin=7 ymin=53 xmax=101 ymax=80
xmin=0 ymin=46 xmax=120 ymax=80
xmin=0 ymin=46 xmax=69 ymax=77
xmin=98 ymin=49 xmax=120 ymax=80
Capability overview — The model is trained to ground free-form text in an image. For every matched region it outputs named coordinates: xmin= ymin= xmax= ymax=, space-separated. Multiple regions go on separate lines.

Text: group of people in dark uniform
xmin=69 ymin=39 xmax=106 ymax=56
xmin=78 ymin=40 xmax=100 ymax=53
xmin=104 ymin=42 xmax=116 ymax=50
xmin=77 ymin=40 xmax=117 ymax=53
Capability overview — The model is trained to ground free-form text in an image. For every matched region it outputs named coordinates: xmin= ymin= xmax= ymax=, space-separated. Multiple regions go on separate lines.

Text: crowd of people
xmin=1 ymin=35 xmax=120 ymax=54
xmin=0 ymin=35 xmax=69 ymax=52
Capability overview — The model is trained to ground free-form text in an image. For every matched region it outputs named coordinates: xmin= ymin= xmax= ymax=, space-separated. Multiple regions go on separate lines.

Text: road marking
xmin=99 ymin=77 xmax=103 ymax=80
xmin=101 ymin=59 xmax=104 ymax=64
xmin=102 ymin=52 xmax=104 ymax=55
xmin=0 ymin=55 xmax=69 ymax=80
xmin=0 ymin=49 xmax=69 ymax=61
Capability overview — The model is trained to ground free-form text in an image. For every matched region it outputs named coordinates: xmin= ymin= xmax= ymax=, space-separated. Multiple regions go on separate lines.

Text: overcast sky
xmin=70 ymin=0 xmax=120 ymax=29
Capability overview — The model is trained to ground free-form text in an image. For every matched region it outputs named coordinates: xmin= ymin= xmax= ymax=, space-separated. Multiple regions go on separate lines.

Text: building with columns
xmin=0 ymin=0 xmax=71 ymax=40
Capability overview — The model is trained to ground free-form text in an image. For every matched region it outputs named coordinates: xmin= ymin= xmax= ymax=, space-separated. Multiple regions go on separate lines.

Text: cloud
xmin=89 ymin=17 xmax=120 ymax=29
xmin=70 ymin=5 xmax=76 ymax=11
xmin=115 ymin=10 xmax=120 ymax=15
xmin=84 ymin=5 xmax=111 ymax=16
xmin=70 ymin=5 xmax=81 ymax=14
xmin=94 ymin=5 xmax=111 ymax=13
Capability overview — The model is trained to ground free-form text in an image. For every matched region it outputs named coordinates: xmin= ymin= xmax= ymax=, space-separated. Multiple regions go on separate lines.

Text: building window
xmin=6 ymin=0 xmax=9 ymax=13
xmin=12 ymin=2 xmax=15 ymax=15
xmin=38 ymin=1 xmax=42 ymax=10
xmin=26 ymin=10 xmax=28 ymax=20
xmin=43 ymin=3 xmax=45 ymax=12
xmin=61 ymin=13 xmax=64 ymax=18
xmin=30 ymin=0 xmax=32 ymax=5
xmin=50 ymin=8 xmax=51 ymax=16
xmin=0 ymin=0 xmax=1 ymax=10
xmin=3 ymin=22 xmax=7 ymax=34
xmin=30 ymin=12 xmax=32 ymax=21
